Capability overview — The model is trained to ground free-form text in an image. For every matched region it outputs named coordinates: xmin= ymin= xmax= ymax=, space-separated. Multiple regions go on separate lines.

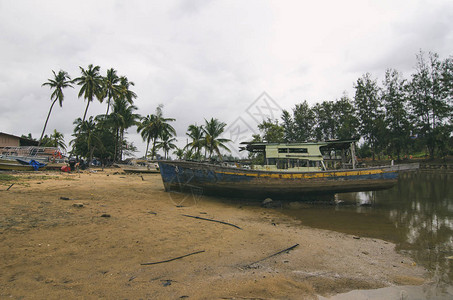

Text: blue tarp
xmin=29 ymin=160 xmax=46 ymax=171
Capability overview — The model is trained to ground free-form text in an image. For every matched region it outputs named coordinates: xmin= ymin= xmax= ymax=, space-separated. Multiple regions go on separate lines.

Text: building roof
xmin=0 ymin=132 xmax=39 ymax=146
xmin=240 ymin=138 xmax=358 ymax=153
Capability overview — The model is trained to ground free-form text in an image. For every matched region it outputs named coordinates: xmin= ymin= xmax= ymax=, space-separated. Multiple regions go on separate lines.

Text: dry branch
xmin=141 ymin=250 xmax=205 ymax=266
xmin=245 ymin=243 xmax=299 ymax=268
xmin=182 ymin=214 xmax=242 ymax=230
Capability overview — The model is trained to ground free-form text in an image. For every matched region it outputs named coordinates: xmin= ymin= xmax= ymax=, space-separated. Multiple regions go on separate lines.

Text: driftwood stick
xmin=182 ymin=214 xmax=242 ymax=230
xmin=246 ymin=243 xmax=299 ymax=267
xmin=141 ymin=250 xmax=205 ymax=266
xmin=6 ymin=183 xmax=15 ymax=191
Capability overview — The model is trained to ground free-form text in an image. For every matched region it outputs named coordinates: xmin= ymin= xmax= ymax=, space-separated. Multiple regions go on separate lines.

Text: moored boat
xmin=157 ymin=140 xmax=419 ymax=200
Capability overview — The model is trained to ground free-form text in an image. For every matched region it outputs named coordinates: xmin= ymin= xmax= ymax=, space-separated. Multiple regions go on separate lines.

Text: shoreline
xmin=0 ymin=169 xmax=426 ymax=299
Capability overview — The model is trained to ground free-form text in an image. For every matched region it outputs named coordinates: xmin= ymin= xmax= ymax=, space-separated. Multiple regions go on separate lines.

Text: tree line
xmin=254 ymin=51 xmax=453 ymax=160
xmin=35 ymin=50 xmax=452 ymax=163
xmin=37 ymin=64 xmax=231 ymax=164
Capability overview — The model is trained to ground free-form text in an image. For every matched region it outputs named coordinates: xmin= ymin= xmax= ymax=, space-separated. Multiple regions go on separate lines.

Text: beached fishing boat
xmin=157 ymin=140 xmax=419 ymax=199
xmin=0 ymin=158 xmax=47 ymax=171
xmin=0 ymin=162 xmax=46 ymax=171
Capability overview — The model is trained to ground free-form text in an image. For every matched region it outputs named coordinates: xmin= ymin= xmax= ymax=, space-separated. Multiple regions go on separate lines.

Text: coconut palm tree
xmin=156 ymin=130 xmax=177 ymax=159
xmin=109 ymin=98 xmax=139 ymax=161
xmin=173 ymin=147 xmax=185 ymax=160
xmin=203 ymin=118 xmax=231 ymax=159
xmin=40 ymin=70 xmax=73 ymax=145
xmin=185 ymin=124 xmax=204 ymax=160
xmin=49 ymin=129 xmax=66 ymax=150
xmin=70 ymin=117 xmax=101 ymax=162
xmin=118 ymin=76 xmax=137 ymax=105
xmin=102 ymin=68 xmax=121 ymax=116
xmin=137 ymin=105 xmax=175 ymax=160
xmin=73 ymin=64 xmax=103 ymax=122
xmin=137 ymin=114 xmax=154 ymax=158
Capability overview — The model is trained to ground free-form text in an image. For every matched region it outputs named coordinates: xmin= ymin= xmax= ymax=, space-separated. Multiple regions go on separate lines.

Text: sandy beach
xmin=0 ymin=169 xmax=426 ymax=299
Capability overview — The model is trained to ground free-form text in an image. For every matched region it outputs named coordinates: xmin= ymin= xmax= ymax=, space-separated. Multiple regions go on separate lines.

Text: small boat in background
xmin=158 ymin=140 xmax=419 ymax=200
xmin=0 ymin=157 xmax=47 ymax=171
xmin=0 ymin=146 xmax=65 ymax=164
xmin=0 ymin=161 xmax=47 ymax=171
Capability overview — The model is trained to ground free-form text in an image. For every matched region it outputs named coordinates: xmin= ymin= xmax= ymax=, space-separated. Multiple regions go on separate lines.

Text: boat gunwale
xmin=157 ymin=160 xmax=417 ymax=175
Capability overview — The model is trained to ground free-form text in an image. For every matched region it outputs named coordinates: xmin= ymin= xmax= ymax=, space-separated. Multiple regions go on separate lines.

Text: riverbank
xmin=0 ymin=169 xmax=426 ymax=299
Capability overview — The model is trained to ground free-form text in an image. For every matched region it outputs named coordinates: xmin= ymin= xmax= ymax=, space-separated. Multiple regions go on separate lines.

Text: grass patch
xmin=0 ymin=174 xmax=17 ymax=182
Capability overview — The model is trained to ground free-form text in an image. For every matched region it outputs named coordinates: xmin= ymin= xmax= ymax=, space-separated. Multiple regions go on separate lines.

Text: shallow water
xmin=279 ymin=170 xmax=453 ymax=297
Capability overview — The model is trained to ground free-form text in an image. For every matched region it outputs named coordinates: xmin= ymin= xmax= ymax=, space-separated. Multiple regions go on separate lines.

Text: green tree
xmin=118 ymin=76 xmax=137 ymax=105
xmin=137 ymin=105 xmax=176 ymax=160
xmin=332 ymin=95 xmax=359 ymax=140
xmin=109 ymin=98 xmax=139 ymax=161
xmin=408 ymin=51 xmax=452 ymax=158
xmin=102 ymin=68 xmax=121 ymax=116
xmin=312 ymin=101 xmax=336 ymax=141
xmin=173 ymin=147 xmax=185 ymax=160
xmin=281 ymin=110 xmax=295 ymax=142
xmin=203 ymin=118 xmax=231 ymax=159
xmin=40 ymin=70 xmax=73 ymax=145
xmin=257 ymin=118 xmax=284 ymax=143
xmin=381 ymin=69 xmax=411 ymax=160
xmin=48 ymin=129 xmax=66 ymax=150
xmin=70 ymin=117 xmax=103 ymax=163
xmin=354 ymin=73 xmax=385 ymax=160
xmin=156 ymin=131 xmax=177 ymax=159
xmin=282 ymin=101 xmax=315 ymax=142
xmin=185 ymin=124 xmax=205 ymax=160
xmin=74 ymin=64 xmax=103 ymax=122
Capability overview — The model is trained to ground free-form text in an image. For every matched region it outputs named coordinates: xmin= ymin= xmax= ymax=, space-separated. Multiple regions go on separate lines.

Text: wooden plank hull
xmin=122 ymin=167 xmax=160 ymax=174
xmin=0 ymin=162 xmax=47 ymax=171
xmin=0 ymin=163 xmax=35 ymax=171
xmin=158 ymin=161 xmax=418 ymax=200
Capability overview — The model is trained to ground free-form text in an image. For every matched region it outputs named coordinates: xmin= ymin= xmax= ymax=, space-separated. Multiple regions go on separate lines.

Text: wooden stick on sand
xmin=182 ymin=214 xmax=242 ymax=230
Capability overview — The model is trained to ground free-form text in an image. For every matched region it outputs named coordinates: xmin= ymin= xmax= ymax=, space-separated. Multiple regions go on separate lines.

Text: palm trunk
xmin=152 ymin=136 xmax=157 ymax=160
xmin=119 ymin=128 xmax=124 ymax=161
xmin=105 ymin=97 xmax=111 ymax=116
xmin=114 ymin=128 xmax=119 ymax=162
xmin=82 ymin=100 xmax=91 ymax=122
xmin=145 ymin=137 xmax=150 ymax=159
xmin=39 ymin=99 xmax=57 ymax=146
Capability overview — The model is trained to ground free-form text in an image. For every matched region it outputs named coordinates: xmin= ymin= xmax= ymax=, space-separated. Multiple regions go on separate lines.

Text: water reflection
xmin=280 ymin=171 xmax=453 ymax=286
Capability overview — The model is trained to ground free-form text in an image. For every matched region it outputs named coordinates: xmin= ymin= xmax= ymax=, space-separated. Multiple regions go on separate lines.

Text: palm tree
xmin=203 ymin=118 xmax=231 ymax=159
xmin=118 ymin=76 xmax=137 ymax=105
xmin=137 ymin=114 xmax=153 ymax=158
xmin=73 ymin=64 xmax=103 ymax=122
xmin=173 ymin=147 xmax=185 ymax=160
xmin=70 ymin=117 xmax=101 ymax=162
xmin=40 ymin=70 xmax=73 ymax=145
xmin=156 ymin=131 xmax=177 ymax=159
xmin=102 ymin=68 xmax=121 ymax=116
xmin=185 ymin=124 xmax=204 ymax=160
xmin=49 ymin=129 xmax=66 ymax=150
xmin=136 ymin=105 xmax=175 ymax=160
xmin=109 ymin=98 xmax=139 ymax=161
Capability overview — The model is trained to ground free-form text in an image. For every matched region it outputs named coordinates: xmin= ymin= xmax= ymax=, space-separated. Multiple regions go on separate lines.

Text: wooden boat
xmin=157 ymin=140 xmax=419 ymax=199
xmin=0 ymin=162 xmax=39 ymax=171
xmin=0 ymin=159 xmax=47 ymax=171
xmin=122 ymin=167 xmax=160 ymax=174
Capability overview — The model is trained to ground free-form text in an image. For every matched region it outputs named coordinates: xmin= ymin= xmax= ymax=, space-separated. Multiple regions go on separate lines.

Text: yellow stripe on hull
xmin=218 ymin=168 xmax=388 ymax=179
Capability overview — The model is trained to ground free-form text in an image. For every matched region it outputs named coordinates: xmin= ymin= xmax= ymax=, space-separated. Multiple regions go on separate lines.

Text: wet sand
xmin=0 ymin=169 xmax=426 ymax=299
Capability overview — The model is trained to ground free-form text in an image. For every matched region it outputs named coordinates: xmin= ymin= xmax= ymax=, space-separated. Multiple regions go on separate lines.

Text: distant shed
xmin=0 ymin=132 xmax=39 ymax=147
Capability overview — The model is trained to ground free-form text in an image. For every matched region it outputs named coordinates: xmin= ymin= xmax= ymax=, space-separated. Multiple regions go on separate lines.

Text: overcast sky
xmin=1 ymin=0 xmax=452 ymax=158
